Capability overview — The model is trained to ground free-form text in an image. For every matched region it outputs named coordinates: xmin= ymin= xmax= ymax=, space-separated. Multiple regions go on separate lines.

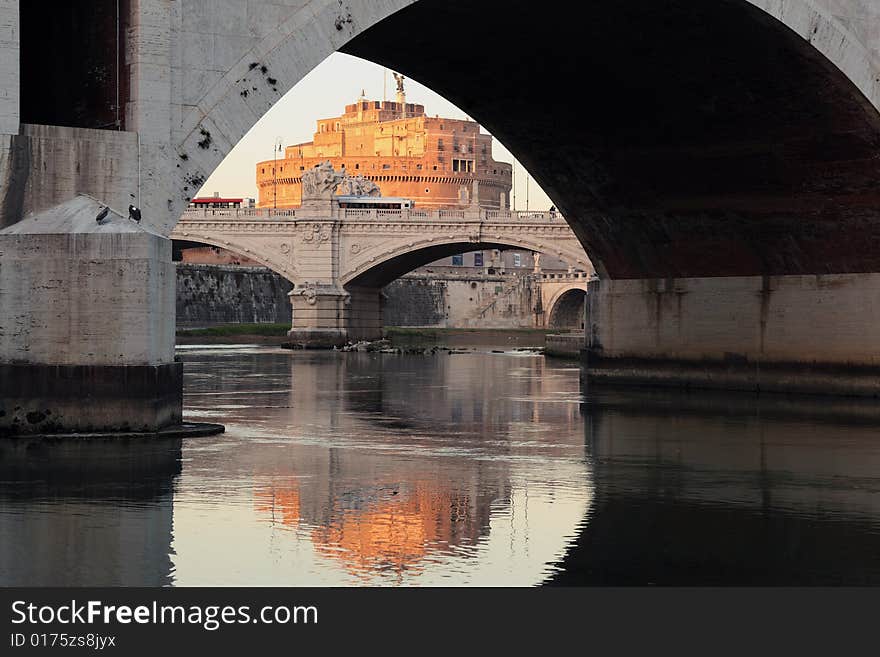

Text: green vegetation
xmin=176 ymin=323 xmax=290 ymax=337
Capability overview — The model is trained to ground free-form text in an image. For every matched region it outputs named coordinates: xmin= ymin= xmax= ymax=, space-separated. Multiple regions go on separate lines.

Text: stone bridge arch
xmin=170 ymin=0 xmax=880 ymax=274
xmin=546 ymin=287 xmax=588 ymax=331
xmin=5 ymin=0 xmax=880 ymax=437
xmin=340 ymin=236 xmax=588 ymax=289
xmin=171 ymin=232 xmax=298 ymax=284
xmin=168 ymin=1 xmax=880 ymax=388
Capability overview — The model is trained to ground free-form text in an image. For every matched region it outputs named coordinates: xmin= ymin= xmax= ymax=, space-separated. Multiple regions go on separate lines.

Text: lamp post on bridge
xmin=273 ymin=137 xmax=283 ymax=209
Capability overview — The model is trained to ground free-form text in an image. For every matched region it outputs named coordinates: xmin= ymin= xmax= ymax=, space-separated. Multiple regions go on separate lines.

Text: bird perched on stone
xmin=128 ymin=205 xmax=142 ymax=223
xmin=95 ymin=206 xmax=110 ymax=224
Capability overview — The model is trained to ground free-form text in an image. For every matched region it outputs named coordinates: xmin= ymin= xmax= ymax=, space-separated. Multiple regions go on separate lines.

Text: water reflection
xmin=171 ymin=346 xmax=591 ymax=586
xmin=0 ymin=438 xmax=180 ymax=586
xmin=4 ymin=345 xmax=880 ymax=586
xmin=550 ymin=388 xmax=880 ymax=585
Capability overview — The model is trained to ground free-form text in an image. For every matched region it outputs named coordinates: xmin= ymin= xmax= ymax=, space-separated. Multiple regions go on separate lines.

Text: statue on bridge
xmin=337 ymin=174 xmax=381 ymax=197
xmin=302 ymin=160 xmax=345 ymax=201
xmin=302 ymin=160 xmax=382 ymax=200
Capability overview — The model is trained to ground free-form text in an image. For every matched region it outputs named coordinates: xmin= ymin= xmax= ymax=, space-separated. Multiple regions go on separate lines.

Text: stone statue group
xmin=301 ymin=160 xmax=381 ymax=200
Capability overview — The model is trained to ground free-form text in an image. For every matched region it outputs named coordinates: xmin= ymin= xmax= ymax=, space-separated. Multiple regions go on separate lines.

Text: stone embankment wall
xmin=383 ymin=273 xmax=536 ymax=329
xmin=176 ymin=266 xmax=539 ymax=329
xmin=176 ymin=264 xmax=293 ymax=327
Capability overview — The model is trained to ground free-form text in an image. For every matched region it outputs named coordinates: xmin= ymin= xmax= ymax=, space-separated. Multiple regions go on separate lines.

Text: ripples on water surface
xmin=2 ymin=343 xmax=880 ymax=585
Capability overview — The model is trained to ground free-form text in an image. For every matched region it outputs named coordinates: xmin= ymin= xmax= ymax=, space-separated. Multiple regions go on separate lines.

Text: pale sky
xmin=201 ymin=53 xmax=552 ymax=211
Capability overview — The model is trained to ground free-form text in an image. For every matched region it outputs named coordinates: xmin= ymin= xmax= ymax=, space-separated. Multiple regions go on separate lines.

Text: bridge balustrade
xmin=180 ymin=207 xmax=567 ymax=224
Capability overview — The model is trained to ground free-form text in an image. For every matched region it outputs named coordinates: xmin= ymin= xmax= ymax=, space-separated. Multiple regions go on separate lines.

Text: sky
xmin=200 ymin=53 xmax=552 ymax=211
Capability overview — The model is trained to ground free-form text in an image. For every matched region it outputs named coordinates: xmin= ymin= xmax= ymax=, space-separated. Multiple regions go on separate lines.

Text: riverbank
xmin=176 ymin=325 xmax=558 ymax=347
xmin=176 ymin=323 xmax=289 ymax=344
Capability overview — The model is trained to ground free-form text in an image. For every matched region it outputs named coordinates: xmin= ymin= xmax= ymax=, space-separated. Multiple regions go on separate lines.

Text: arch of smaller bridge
xmin=171 ymin=234 xmax=297 ymax=284
xmin=547 ymin=287 xmax=588 ymax=331
xmin=340 ymin=234 xmax=589 ymax=289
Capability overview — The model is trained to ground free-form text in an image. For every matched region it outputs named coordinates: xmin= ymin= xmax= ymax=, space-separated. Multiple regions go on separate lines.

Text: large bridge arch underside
xmin=7 ymin=0 xmax=880 ymax=438
xmin=339 ymin=0 xmax=880 ymax=279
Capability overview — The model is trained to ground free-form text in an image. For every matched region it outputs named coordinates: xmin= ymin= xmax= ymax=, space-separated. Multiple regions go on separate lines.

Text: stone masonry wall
xmin=383 ymin=273 xmax=536 ymax=329
xmin=176 ymin=264 xmax=292 ymax=327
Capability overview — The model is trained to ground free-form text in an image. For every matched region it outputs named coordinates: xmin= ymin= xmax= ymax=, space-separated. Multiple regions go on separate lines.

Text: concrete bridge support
xmin=0 ymin=197 xmax=180 ymax=435
xmin=2 ymin=0 xmax=880 ymax=424
xmin=585 ymin=275 xmax=880 ymax=396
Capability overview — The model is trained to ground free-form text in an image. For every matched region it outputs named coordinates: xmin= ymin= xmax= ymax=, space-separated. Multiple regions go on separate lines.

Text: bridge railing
xmin=182 ymin=208 xmax=297 ymax=219
xmin=536 ymin=271 xmax=592 ymax=282
xmin=180 ymin=207 xmax=563 ymax=223
xmin=485 ymin=210 xmax=560 ymax=222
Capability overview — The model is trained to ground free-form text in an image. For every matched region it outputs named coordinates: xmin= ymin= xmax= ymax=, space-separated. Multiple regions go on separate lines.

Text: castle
xmin=256 ymin=79 xmax=512 ymax=209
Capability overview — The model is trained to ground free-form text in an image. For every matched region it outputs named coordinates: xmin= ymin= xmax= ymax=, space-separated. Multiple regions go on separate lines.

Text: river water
xmin=2 ymin=342 xmax=880 ymax=586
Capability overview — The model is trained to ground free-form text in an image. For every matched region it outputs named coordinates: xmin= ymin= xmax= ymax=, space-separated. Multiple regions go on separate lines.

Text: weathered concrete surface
xmin=0 ymin=196 xmax=175 ymax=366
xmin=586 ymin=274 xmax=880 ymax=395
xmin=0 ymin=126 xmax=139 ymax=231
xmin=0 ymin=362 xmax=183 ymax=435
xmin=0 ymin=196 xmax=179 ymax=433
xmin=0 ymin=1 xmax=18 ymax=136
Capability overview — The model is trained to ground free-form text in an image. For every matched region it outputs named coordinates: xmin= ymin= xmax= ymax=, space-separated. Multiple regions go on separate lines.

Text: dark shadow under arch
xmin=344 ymin=241 xmax=578 ymax=289
xmin=342 ymin=0 xmax=880 ymax=279
xmin=548 ymin=289 xmax=586 ymax=331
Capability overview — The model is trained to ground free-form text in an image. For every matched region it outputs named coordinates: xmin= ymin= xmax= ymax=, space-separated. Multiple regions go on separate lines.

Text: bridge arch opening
xmin=547 ymin=289 xmax=587 ymax=332
xmin=342 ymin=241 xmax=585 ymax=290
xmin=175 ymin=0 xmax=880 ymax=284
xmin=171 ymin=239 xmax=295 ymax=329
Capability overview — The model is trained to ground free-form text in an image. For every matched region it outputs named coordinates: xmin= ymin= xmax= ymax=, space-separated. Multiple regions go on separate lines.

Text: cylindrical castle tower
xmin=256 ymin=89 xmax=512 ymax=209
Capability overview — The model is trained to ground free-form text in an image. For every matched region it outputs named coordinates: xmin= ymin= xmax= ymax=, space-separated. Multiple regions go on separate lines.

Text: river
xmin=1 ymin=341 xmax=879 ymax=585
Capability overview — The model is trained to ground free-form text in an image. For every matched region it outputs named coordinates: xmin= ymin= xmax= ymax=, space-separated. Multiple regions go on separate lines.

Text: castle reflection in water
xmin=2 ymin=345 xmax=880 ymax=586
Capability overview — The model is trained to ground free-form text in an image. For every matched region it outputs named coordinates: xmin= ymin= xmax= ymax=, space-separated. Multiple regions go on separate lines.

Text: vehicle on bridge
xmin=336 ymin=196 xmax=415 ymax=210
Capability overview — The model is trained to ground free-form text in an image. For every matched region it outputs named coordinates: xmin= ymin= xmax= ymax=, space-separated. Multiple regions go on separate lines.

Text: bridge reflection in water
xmin=552 ymin=388 xmax=880 ymax=585
xmin=1 ymin=346 xmax=880 ymax=586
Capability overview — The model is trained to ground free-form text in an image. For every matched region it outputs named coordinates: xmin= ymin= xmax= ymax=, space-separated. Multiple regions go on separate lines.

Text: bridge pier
xmin=0 ymin=196 xmax=182 ymax=435
xmin=346 ymin=286 xmax=384 ymax=343
xmin=287 ymin=284 xmax=349 ymax=348
xmin=287 ymin=284 xmax=384 ymax=347
xmin=585 ymin=275 xmax=880 ymax=397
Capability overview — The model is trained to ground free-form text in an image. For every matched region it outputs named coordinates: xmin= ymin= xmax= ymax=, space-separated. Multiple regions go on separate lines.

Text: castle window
xmin=474 ymin=253 xmax=484 ymax=267
xmin=452 ymin=254 xmax=463 ymax=266
xmin=383 ymin=164 xmax=391 ymax=169
xmin=425 ymin=188 xmax=430 ymax=193
xmin=513 ymin=253 xmax=522 ymax=267
xmin=417 ymin=164 xmax=423 ymax=170
xmin=355 ymin=163 xmax=359 ymax=170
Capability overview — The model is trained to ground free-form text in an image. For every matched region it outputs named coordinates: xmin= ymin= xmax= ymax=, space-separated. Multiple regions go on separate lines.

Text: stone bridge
xmin=534 ymin=272 xmax=590 ymax=331
xmin=3 ymin=0 xmax=880 ymax=434
xmin=173 ymin=204 xmax=589 ymax=343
